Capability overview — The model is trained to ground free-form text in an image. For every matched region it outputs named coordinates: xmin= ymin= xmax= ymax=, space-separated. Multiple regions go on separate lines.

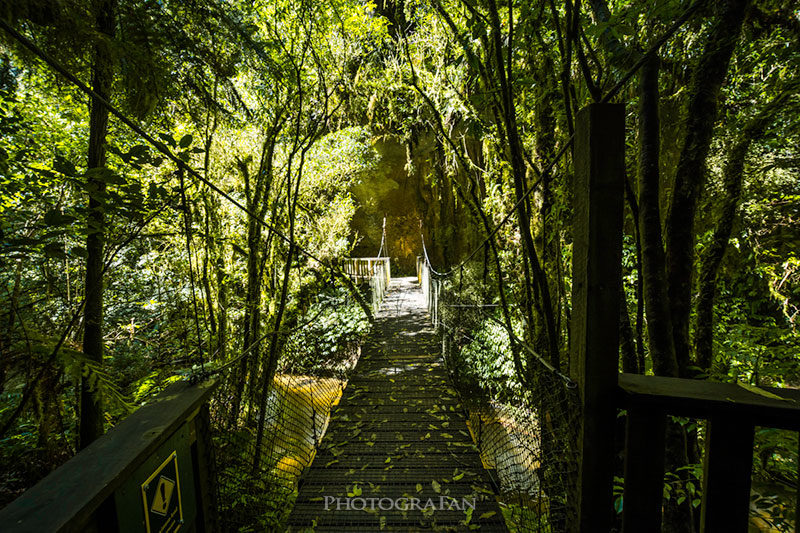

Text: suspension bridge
xmin=286 ymin=277 xmax=506 ymax=531
xmin=3 ymin=105 xmax=800 ymax=533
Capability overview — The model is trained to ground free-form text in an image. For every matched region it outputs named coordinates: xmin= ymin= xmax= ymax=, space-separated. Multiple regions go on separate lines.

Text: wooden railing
xmin=341 ymin=257 xmax=390 ymax=285
xmin=618 ymin=373 xmax=800 ymax=532
xmin=567 ymin=103 xmax=800 ymax=532
xmin=342 ymin=257 xmax=391 ymax=312
xmin=416 ymin=256 xmax=441 ymax=326
xmin=0 ymin=380 xmax=218 ymax=533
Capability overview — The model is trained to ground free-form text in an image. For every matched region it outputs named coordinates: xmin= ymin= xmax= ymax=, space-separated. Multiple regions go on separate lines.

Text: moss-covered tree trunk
xmin=79 ymin=0 xmax=116 ymax=450
xmin=665 ymin=0 xmax=751 ymax=377
xmin=694 ymin=86 xmax=795 ymax=370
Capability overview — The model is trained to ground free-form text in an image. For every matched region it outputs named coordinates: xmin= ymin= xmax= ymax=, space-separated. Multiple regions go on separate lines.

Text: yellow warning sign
xmin=141 ymin=451 xmax=183 ymax=533
xmin=150 ymin=476 xmax=176 ymax=516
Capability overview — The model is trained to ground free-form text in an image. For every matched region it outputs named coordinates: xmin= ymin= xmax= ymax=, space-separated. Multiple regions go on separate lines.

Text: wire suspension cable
xmin=418 ymin=0 xmax=707 ymax=279
xmin=376 ymin=216 xmax=387 ymax=258
xmin=420 ymin=239 xmax=575 ymax=386
xmin=0 ymin=17 xmax=339 ymax=273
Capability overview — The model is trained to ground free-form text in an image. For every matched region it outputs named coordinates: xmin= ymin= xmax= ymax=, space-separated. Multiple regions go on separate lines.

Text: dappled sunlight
xmin=268 ymin=374 xmax=346 ymax=480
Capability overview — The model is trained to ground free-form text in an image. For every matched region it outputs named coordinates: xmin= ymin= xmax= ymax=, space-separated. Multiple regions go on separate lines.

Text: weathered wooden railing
xmin=416 ymin=255 xmax=441 ymax=326
xmin=0 ymin=380 xmax=218 ymax=532
xmin=341 ymin=257 xmax=390 ymax=285
xmin=342 ymin=257 xmax=390 ymax=312
xmin=619 ymin=373 xmax=800 ymax=532
xmin=570 ymin=103 xmax=800 ymax=532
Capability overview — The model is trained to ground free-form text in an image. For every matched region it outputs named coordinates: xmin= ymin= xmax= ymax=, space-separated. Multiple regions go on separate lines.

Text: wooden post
xmin=622 ymin=406 xmax=667 ymax=531
xmin=569 ymin=103 xmax=625 ymax=532
xmin=700 ymin=415 xmax=754 ymax=532
xmin=193 ymin=404 xmax=219 ymax=532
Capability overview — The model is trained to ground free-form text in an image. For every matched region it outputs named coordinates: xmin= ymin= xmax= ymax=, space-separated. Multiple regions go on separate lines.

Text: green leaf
xmin=463 ymin=506 xmax=473 ymax=524
xmin=43 ymin=210 xmax=75 ymax=226
xmin=69 ymin=246 xmax=87 ymax=258
xmin=179 ymin=134 xmax=193 ymax=148
xmin=53 ymin=155 xmax=77 ymax=176
xmin=85 ymin=167 xmax=125 ymax=185
xmin=158 ymin=132 xmax=176 ymax=147
xmin=43 ymin=242 xmax=65 ymax=259
xmin=614 ymin=495 xmax=623 ymax=514
xmin=128 ymin=145 xmax=149 ymax=159
xmin=738 ymin=382 xmax=790 ymax=401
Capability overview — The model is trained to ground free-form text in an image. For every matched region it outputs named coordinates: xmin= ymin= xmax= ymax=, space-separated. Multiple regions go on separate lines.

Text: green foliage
xmin=285 ymin=287 xmax=371 ymax=373
xmin=457 ymin=318 xmax=520 ymax=397
xmin=0 ymin=0 xmax=798 ymax=527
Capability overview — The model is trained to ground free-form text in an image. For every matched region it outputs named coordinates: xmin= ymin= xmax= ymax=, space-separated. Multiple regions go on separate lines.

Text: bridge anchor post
xmin=569 ymin=103 xmax=625 ymax=532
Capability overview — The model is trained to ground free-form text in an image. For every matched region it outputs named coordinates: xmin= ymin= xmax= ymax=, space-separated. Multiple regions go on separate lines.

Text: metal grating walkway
xmin=286 ymin=277 xmax=507 ymax=531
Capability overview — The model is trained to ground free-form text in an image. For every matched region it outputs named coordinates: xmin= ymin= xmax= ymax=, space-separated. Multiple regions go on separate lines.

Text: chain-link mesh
xmin=419 ymin=256 xmax=580 ymax=532
xmin=206 ymin=265 xmax=387 ymax=532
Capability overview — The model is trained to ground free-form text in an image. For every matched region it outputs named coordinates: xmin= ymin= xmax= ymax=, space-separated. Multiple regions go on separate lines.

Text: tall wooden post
xmin=569 ymin=103 xmax=625 ymax=532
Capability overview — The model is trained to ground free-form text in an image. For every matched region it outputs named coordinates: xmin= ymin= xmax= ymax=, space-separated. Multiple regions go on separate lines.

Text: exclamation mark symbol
xmin=160 ymin=481 xmax=168 ymax=512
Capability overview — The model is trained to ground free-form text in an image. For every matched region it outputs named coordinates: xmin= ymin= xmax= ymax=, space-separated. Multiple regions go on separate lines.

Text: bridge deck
xmin=287 ymin=277 xmax=507 ymax=531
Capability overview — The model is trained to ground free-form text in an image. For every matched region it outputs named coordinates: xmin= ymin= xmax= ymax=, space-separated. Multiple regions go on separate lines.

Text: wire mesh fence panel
xmin=205 ymin=266 xmax=384 ymax=532
xmin=420 ymin=256 xmax=580 ymax=533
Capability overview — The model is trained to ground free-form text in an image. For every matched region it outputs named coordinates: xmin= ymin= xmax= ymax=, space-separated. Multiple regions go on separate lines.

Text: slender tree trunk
xmin=203 ymin=194 xmax=228 ymax=361
xmin=665 ymin=0 xmax=751 ymax=376
xmin=80 ymin=0 xmax=116 ymax=450
xmin=620 ymin=282 xmax=638 ymax=373
xmin=230 ymin=157 xmax=264 ymax=425
xmin=487 ymin=0 xmax=559 ymax=368
xmin=694 ymin=86 xmax=794 ymax=370
xmin=202 ymin=208 xmax=217 ymax=337
xmin=252 ymin=139 xmax=305 ymax=468
xmin=637 ymin=53 xmax=695 ymax=533
xmin=637 ymin=55 xmax=679 ymax=378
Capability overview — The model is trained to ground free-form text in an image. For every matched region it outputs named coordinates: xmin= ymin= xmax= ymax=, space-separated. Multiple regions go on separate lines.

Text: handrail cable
xmin=0 ymin=18 xmax=353 ymax=282
xmin=417 ymin=0 xmax=707 ymax=279
xmin=423 ymin=255 xmax=575 ymax=387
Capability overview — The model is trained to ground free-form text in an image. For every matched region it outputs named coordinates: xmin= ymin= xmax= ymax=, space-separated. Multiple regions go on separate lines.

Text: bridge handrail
xmin=342 ymin=257 xmax=390 ymax=312
xmin=0 ymin=380 xmax=218 ymax=532
xmin=341 ymin=257 xmax=390 ymax=284
xmin=618 ymin=372 xmax=800 ymax=531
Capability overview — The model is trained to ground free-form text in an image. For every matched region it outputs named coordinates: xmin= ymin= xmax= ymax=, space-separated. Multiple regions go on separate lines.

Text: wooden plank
xmin=700 ymin=415 xmax=754 ymax=532
xmin=622 ymin=406 xmax=666 ymax=532
xmin=618 ymin=373 xmax=800 ymax=430
xmin=0 ymin=380 xmax=218 ymax=533
xmin=569 ymin=103 xmax=625 ymax=532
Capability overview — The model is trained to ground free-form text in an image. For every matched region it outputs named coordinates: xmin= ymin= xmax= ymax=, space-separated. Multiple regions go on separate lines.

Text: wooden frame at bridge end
xmin=569 ymin=102 xmax=625 ymax=533
xmin=0 ymin=379 xmax=218 ymax=532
